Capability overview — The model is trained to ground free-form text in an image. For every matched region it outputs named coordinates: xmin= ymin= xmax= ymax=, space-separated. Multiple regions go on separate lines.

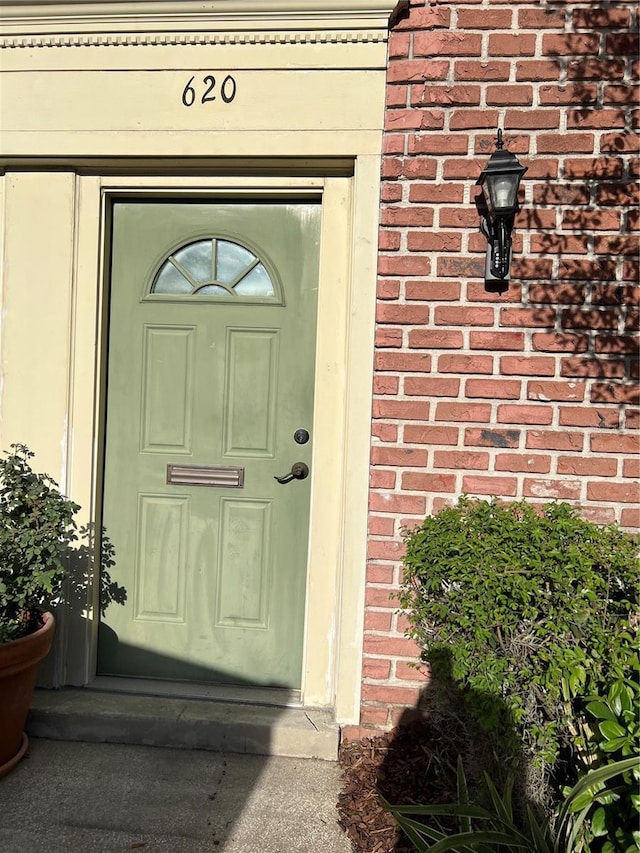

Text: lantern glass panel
xmin=486 ymin=174 xmax=519 ymax=217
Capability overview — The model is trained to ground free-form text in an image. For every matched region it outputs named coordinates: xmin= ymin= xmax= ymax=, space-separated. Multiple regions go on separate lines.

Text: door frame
xmin=63 ymin=166 xmax=380 ymax=724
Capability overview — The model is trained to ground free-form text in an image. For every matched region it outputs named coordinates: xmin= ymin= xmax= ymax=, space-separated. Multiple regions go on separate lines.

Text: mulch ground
xmin=336 ymin=718 xmax=460 ymax=853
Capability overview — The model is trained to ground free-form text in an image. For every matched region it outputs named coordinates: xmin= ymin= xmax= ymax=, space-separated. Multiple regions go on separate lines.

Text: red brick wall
xmin=347 ymin=0 xmax=639 ymax=738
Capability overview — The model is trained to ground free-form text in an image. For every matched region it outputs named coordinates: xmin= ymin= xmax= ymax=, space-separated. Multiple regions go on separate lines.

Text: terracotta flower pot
xmin=0 ymin=612 xmax=55 ymax=778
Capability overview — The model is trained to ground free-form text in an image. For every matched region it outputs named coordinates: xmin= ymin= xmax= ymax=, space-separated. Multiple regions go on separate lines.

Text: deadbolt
xmin=294 ymin=428 xmax=310 ymax=445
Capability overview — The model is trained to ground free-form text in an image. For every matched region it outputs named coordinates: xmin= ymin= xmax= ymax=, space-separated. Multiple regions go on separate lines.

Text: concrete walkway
xmin=1 ymin=738 xmax=351 ymax=853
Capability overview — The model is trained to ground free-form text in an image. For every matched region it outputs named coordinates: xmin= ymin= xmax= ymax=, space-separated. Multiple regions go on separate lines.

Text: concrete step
xmin=27 ymin=687 xmax=340 ymax=761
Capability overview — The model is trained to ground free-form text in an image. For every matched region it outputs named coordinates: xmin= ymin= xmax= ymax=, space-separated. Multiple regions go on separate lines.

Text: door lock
xmin=274 ymin=462 xmax=309 ymax=484
xmin=293 ymin=428 xmax=310 ymax=445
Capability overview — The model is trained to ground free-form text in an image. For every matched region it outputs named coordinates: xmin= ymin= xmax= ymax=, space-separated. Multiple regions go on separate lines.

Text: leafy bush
xmin=398 ymin=497 xmax=639 ymax=802
xmin=573 ymin=662 xmax=640 ymax=852
xmin=0 ymin=444 xmax=80 ymax=643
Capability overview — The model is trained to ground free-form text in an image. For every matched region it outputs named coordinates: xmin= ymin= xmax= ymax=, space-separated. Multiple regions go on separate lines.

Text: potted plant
xmin=0 ymin=444 xmax=79 ymax=777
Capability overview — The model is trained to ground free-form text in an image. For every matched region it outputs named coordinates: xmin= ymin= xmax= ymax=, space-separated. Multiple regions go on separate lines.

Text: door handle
xmin=274 ymin=462 xmax=309 ymax=484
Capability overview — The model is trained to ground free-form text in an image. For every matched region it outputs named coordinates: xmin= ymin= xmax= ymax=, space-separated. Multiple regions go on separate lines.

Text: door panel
xmin=135 ymin=494 xmax=189 ymax=621
xmin=99 ymin=200 xmax=320 ymax=688
xmin=224 ymin=328 xmax=279 ymax=456
xmin=216 ymin=498 xmax=272 ymax=628
xmin=141 ymin=325 xmax=195 ymax=453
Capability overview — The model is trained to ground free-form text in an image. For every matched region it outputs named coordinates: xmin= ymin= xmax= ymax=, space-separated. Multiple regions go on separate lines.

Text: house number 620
xmin=181 ymin=74 xmax=237 ymax=107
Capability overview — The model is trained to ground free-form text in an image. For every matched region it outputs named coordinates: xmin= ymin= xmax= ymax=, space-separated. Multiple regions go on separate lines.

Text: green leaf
xmin=590 ymin=806 xmax=607 ymax=837
xmin=587 ymin=701 xmax=617 ymax=722
xmin=415 ymin=830 xmax=532 ymax=853
xmin=384 ymin=803 xmax=496 ymax=821
xmin=617 ymin=686 xmax=634 ymax=714
xmin=602 ymin=736 xmax=630 ymax=752
xmin=526 ymin=805 xmax=552 ymax=853
xmin=609 ymin=682 xmax=624 ymax=716
xmin=599 ymin=720 xmax=627 ymax=740
xmin=483 ymin=772 xmax=514 ymax=826
xmin=393 ymin=815 xmax=439 ymax=853
xmin=455 ymin=758 xmax=471 ymax=835
xmin=569 ymin=666 xmax=586 ymax=695
xmin=567 ymin=788 xmax=598 ymax=813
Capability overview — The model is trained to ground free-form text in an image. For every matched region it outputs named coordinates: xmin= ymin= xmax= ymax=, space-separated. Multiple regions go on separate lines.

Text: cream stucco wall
xmin=0 ymin=0 xmax=399 ymax=723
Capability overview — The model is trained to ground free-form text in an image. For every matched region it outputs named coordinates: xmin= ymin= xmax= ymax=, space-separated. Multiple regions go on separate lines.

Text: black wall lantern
xmin=476 ymin=129 xmax=527 ymax=283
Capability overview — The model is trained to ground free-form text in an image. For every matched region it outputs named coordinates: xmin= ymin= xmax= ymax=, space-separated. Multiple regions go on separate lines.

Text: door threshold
xmin=89 ymin=675 xmax=303 ymax=709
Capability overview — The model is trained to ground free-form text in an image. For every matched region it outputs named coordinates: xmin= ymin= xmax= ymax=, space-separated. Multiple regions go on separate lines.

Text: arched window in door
xmin=150 ymin=238 xmax=281 ymax=303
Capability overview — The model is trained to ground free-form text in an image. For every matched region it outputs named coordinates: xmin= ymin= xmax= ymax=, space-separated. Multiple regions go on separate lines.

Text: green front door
xmin=99 ymin=200 xmax=320 ymax=688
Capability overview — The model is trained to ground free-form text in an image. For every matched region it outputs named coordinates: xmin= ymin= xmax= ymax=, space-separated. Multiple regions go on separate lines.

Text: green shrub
xmin=0 ymin=444 xmax=80 ymax=643
xmin=398 ymin=497 xmax=639 ymax=801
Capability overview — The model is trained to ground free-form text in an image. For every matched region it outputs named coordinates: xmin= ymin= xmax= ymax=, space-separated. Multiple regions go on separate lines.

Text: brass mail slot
xmin=166 ymin=464 xmax=245 ymax=488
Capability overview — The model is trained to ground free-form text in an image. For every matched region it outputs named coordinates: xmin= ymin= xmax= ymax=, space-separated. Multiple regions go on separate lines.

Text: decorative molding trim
xmin=2 ymin=0 xmax=400 ymax=15
xmin=1 ymin=29 xmax=387 ymax=48
xmin=0 ymin=1 xmax=403 ymax=50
